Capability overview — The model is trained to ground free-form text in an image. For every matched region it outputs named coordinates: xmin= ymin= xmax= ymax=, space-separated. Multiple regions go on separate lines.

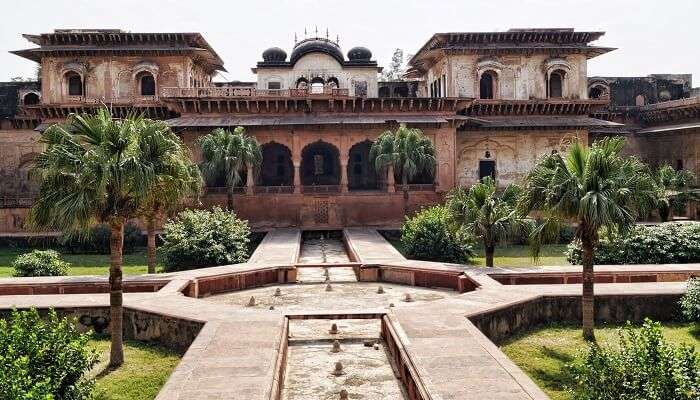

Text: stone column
xmin=386 ymin=165 xmax=396 ymax=193
xmin=340 ymin=158 xmax=348 ymax=193
xmin=246 ymin=162 xmax=254 ymax=195
xmin=293 ymin=163 xmax=301 ymax=194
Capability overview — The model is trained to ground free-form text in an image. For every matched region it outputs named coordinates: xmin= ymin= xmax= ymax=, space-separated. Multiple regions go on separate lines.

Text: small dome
xmin=262 ymin=47 xmax=287 ymax=63
xmin=347 ymin=46 xmax=372 ymax=61
xmin=290 ymin=38 xmax=344 ymax=65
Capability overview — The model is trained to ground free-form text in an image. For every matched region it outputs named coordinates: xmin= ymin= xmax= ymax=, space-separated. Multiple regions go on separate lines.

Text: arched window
xmin=393 ymin=86 xmax=408 ymax=97
xmin=23 ymin=93 xmax=40 ymax=105
xmin=66 ymin=72 xmax=83 ymax=96
xmin=310 ymin=77 xmax=325 ymax=94
xmin=326 ymin=77 xmax=339 ymax=89
xmin=296 ymin=77 xmax=309 ymax=89
xmin=548 ymin=70 xmax=565 ymax=98
xmin=260 ymin=143 xmax=293 ymax=186
xmin=378 ymin=86 xmax=390 ymax=98
xmin=347 ymin=141 xmax=378 ymax=190
xmin=139 ymin=72 xmax=156 ymax=96
xmin=479 ymin=71 xmax=497 ymax=99
xmin=589 ymin=86 xmax=603 ymax=99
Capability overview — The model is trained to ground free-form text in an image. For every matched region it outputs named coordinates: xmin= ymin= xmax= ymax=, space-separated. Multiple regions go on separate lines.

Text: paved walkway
xmin=248 ymin=228 xmax=301 ymax=265
xmin=0 ymin=228 xmax=695 ymax=400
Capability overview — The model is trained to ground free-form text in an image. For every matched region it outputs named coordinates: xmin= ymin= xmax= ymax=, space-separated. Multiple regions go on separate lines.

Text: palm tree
xmin=137 ymin=119 xmax=202 ymax=274
xmin=654 ymin=164 xmax=698 ymax=222
xmin=370 ymin=124 xmax=436 ymax=214
xmin=519 ymin=137 xmax=656 ymax=340
xmin=447 ymin=176 xmax=531 ymax=268
xmin=198 ymin=127 xmax=261 ymax=210
xmin=27 ymin=107 xmax=162 ymax=366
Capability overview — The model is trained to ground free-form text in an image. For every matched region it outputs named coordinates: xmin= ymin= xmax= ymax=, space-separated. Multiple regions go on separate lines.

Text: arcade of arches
xmin=235 ymin=139 xmax=434 ymax=192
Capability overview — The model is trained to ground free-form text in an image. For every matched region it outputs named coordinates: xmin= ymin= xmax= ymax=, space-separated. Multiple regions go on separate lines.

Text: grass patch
xmin=384 ymin=237 xmax=569 ymax=267
xmin=89 ymin=337 xmax=181 ymax=400
xmin=500 ymin=322 xmax=700 ymax=400
xmin=0 ymin=247 xmax=159 ymax=277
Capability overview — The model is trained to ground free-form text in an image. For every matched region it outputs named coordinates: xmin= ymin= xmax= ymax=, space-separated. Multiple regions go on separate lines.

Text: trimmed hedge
xmin=60 ymin=222 xmax=143 ymax=254
xmin=401 ymin=205 xmax=474 ymax=264
xmin=680 ymin=277 xmax=700 ymax=322
xmin=567 ymin=223 xmax=700 ymax=265
xmin=0 ymin=309 xmax=98 ymax=399
xmin=161 ymin=207 xmax=251 ymax=271
xmin=11 ymin=249 xmax=69 ymax=277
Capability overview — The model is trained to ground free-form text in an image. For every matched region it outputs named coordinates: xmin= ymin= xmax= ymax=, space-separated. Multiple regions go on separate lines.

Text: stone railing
xmin=204 ymin=186 xmax=246 ymax=195
xmin=394 ymin=184 xmax=436 ymax=192
xmin=301 ymin=185 xmax=341 ymax=194
xmin=0 ymin=195 xmax=37 ymax=208
xmin=253 ymin=185 xmax=295 ymax=194
xmin=161 ymin=87 xmax=350 ymax=99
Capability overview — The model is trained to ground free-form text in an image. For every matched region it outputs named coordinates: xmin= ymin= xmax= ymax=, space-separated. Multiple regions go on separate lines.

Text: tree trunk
xmin=146 ymin=216 xmax=157 ymax=274
xmin=227 ymin=185 xmax=234 ymax=211
xmin=485 ymin=243 xmax=495 ymax=268
xmin=581 ymin=229 xmax=596 ymax=341
xmin=109 ymin=218 xmax=125 ymax=367
xmin=402 ymin=172 xmax=409 ymax=216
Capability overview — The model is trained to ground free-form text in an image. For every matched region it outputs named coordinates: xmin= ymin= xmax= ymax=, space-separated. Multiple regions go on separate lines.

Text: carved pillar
xmin=340 ymin=158 xmax=348 ymax=193
xmin=293 ymin=163 xmax=301 ymax=194
xmin=246 ymin=162 xmax=254 ymax=195
xmin=386 ymin=165 xmax=396 ymax=193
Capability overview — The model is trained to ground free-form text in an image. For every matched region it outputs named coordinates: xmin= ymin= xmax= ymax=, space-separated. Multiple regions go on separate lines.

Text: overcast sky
xmin=2 ymin=0 xmax=698 ymax=85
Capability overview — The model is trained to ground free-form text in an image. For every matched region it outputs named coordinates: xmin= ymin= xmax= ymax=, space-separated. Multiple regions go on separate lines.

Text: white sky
xmin=1 ymin=0 xmax=698 ymax=85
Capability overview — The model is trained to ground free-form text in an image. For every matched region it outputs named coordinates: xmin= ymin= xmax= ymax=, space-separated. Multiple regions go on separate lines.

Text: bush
xmin=12 ymin=249 xmax=69 ymax=277
xmin=161 ymin=207 xmax=251 ymax=271
xmin=680 ymin=277 xmax=700 ymax=322
xmin=60 ymin=222 xmax=143 ymax=254
xmin=567 ymin=223 xmax=700 ymax=265
xmin=0 ymin=308 xmax=98 ymax=399
xmin=400 ymin=205 xmax=474 ymax=263
xmin=567 ymin=319 xmax=700 ymax=400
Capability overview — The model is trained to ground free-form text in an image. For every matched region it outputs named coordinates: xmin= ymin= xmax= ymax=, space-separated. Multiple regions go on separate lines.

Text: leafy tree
xmin=27 ymin=107 xmax=162 ymax=366
xmin=370 ymin=124 xmax=436 ymax=215
xmin=381 ymin=48 xmax=406 ymax=81
xmin=568 ymin=319 xmax=700 ymax=399
xmin=0 ymin=309 xmax=98 ymax=399
xmin=519 ymin=137 xmax=656 ymax=340
xmin=137 ymin=119 xmax=202 ymax=273
xmin=447 ymin=177 xmax=531 ymax=267
xmin=654 ymin=164 xmax=698 ymax=221
xmin=198 ymin=127 xmax=261 ymax=210
xmin=680 ymin=277 xmax=700 ymax=322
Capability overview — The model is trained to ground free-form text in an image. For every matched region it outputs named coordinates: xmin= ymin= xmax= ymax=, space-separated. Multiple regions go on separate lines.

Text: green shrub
xmin=161 ymin=207 xmax=251 ymax=271
xmin=567 ymin=319 xmax=700 ymax=400
xmin=680 ymin=277 xmax=700 ymax=322
xmin=567 ymin=223 xmax=700 ymax=265
xmin=11 ymin=249 xmax=69 ymax=277
xmin=60 ymin=222 xmax=143 ymax=254
xmin=0 ymin=308 xmax=98 ymax=399
xmin=400 ymin=205 xmax=474 ymax=263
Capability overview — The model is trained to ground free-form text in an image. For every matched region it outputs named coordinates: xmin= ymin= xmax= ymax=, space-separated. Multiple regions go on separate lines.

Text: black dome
xmin=262 ymin=47 xmax=287 ymax=63
xmin=347 ymin=46 xmax=372 ymax=60
xmin=290 ymin=38 xmax=344 ymax=65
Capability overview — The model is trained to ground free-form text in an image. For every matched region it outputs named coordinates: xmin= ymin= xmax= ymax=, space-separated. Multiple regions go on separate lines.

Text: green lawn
xmin=0 ymin=247 xmax=160 ymax=277
xmin=386 ymin=238 xmax=569 ymax=267
xmin=500 ymin=323 xmax=700 ymax=400
xmin=89 ymin=337 xmax=180 ymax=400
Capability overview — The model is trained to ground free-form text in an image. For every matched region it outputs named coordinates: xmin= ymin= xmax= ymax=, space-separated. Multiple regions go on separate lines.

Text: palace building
xmin=1 ymin=28 xmax=698 ymax=232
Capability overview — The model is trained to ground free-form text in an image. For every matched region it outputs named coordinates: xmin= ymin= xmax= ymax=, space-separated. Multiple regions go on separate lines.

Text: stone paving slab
xmin=344 ymin=228 xmax=406 ymax=264
xmin=248 ymin=228 xmax=301 ymax=265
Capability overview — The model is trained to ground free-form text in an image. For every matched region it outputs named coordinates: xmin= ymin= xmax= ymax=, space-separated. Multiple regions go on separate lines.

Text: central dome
xmin=290 ymin=38 xmax=344 ymax=65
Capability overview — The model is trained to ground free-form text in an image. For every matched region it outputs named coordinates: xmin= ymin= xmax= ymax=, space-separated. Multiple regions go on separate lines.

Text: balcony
xmin=161 ymin=87 xmax=350 ymax=99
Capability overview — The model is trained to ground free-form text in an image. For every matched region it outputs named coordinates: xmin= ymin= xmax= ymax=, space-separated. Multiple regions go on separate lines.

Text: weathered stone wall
xmin=0 ymin=129 xmax=42 ymax=196
xmin=424 ymin=53 xmax=588 ymax=99
xmin=0 ymin=306 xmax=204 ymax=354
xmin=256 ymin=53 xmax=378 ymax=97
xmin=456 ymin=129 xmax=587 ymax=187
xmin=39 ymin=55 xmax=208 ymax=103
xmin=638 ymin=128 xmax=700 ymax=177
xmin=469 ymin=294 xmax=682 ymax=345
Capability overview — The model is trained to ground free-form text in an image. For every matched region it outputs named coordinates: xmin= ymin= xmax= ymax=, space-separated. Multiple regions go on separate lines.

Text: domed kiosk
xmin=262 ymin=47 xmax=287 ymax=63
xmin=290 ymin=38 xmax=345 ymax=65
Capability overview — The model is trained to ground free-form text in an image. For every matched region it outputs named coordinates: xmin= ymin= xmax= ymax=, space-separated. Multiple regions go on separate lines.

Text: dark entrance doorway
xmin=479 ymin=160 xmax=496 ymax=181
xmin=347 ymin=141 xmax=378 ymax=190
xmin=260 ymin=142 xmax=293 ymax=186
xmin=301 ymin=141 xmax=340 ymax=185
